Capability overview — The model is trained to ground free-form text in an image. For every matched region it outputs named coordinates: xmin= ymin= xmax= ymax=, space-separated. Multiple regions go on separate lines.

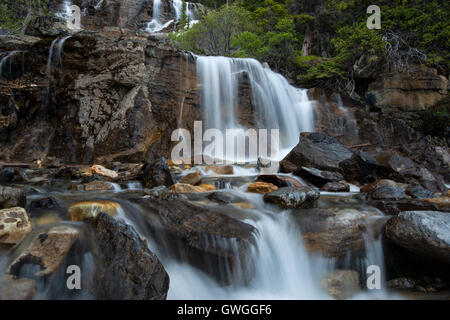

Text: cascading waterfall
xmin=147 ymin=0 xmax=199 ymax=32
xmin=0 ymin=51 xmax=20 ymax=81
xmin=196 ymin=56 xmax=315 ymax=162
xmin=43 ymin=36 xmax=71 ymax=110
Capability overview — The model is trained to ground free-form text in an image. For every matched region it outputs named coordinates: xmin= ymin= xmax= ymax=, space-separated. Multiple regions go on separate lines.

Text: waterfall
xmin=0 ymin=51 xmax=20 ymax=81
xmin=147 ymin=0 xmax=172 ymax=32
xmin=43 ymin=36 xmax=71 ymax=110
xmin=147 ymin=0 xmax=199 ymax=32
xmin=56 ymin=1 xmax=72 ymax=19
xmin=196 ymin=56 xmax=315 ymax=162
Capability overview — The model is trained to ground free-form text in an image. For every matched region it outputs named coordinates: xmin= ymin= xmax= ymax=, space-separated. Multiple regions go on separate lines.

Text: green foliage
xmin=174 ymin=0 xmax=450 ymax=86
xmin=0 ymin=0 xmax=51 ymax=33
xmin=172 ymin=5 xmax=254 ymax=56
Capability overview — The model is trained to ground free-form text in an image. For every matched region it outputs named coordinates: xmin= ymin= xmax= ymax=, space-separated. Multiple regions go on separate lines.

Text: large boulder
xmin=0 ymin=207 xmax=32 ymax=244
xmin=294 ymin=207 xmax=384 ymax=258
xmin=263 ymin=187 xmax=320 ymax=209
xmin=385 ymin=211 xmax=450 ymax=270
xmin=89 ymin=212 xmax=169 ymax=300
xmin=9 ymin=225 xmax=79 ymax=277
xmin=0 ymin=186 xmax=26 ymax=209
xmin=280 ymin=132 xmax=353 ymax=173
xmin=142 ymin=157 xmax=175 ymax=189
xmin=339 ymin=150 xmax=380 ymax=183
xmin=134 ymin=195 xmax=256 ymax=284
xmin=375 ymin=152 xmax=446 ymax=193
xmin=295 ymin=166 xmax=343 ymax=187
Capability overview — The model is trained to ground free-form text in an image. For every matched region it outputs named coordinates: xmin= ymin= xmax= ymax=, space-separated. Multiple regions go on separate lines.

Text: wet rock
xmin=69 ymin=181 xmax=116 ymax=192
xmin=144 ymin=186 xmax=169 ymax=198
xmin=89 ymin=213 xmax=169 ymax=300
xmin=180 ymin=170 xmax=203 ymax=185
xmin=385 ymin=211 xmax=450 ymax=269
xmin=0 ymin=275 xmax=36 ymax=300
xmin=67 ymin=201 xmax=121 ymax=221
xmin=339 ymin=150 xmax=380 ymax=183
xmin=263 ymin=187 xmax=319 ymax=209
xmin=321 ymin=182 xmax=350 ymax=192
xmin=142 ymin=157 xmax=175 ymax=189
xmin=9 ymin=225 xmax=79 ymax=277
xmin=376 ymin=152 xmax=445 ymax=193
xmin=371 ymin=199 xmax=445 ymax=216
xmin=207 ymin=165 xmax=234 ymax=175
xmin=0 ymin=186 xmax=26 ymax=209
xmin=247 ymin=182 xmax=278 ymax=194
xmin=406 ymin=184 xmax=435 ymax=199
xmin=135 ymin=196 xmax=256 ymax=284
xmin=371 ymin=185 xmax=406 ymax=200
xmin=0 ymin=207 xmax=32 ymax=244
xmin=322 ymin=270 xmax=360 ymax=299
xmin=424 ymin=196 xmax=450 ymax=210
xmin=295 ymin=166 xmax=343 ymax=187
xmin=280 ymin=132 xmax=352 ymax=173
xmin=198 ymin=184 xmax=216 ymax=191
xmin=256 ymin=174 xmax=303 ymax=188
xmin=30 ymin=197 xmax=61 ymax=210
xmin=295 ymin=207 xmax=383 ymax=258
xmin=91 ymin=165 xmax=118 ymax=179
xmin=169 ymin=183 xmax=207 ymax=193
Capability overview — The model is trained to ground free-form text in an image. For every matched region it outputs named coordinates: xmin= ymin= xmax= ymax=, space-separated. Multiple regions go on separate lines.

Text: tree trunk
xmin=302 ymin=25 xmax=313 ymax=56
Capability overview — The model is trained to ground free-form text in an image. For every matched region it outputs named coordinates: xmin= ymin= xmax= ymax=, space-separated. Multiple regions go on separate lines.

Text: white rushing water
xmin=196 ymin=56 xmax=315 ymax=162
xmin=0 ymin=51 xmax=20 ymax=80
xmin=147 ymin=0 xmax=199 ymax=32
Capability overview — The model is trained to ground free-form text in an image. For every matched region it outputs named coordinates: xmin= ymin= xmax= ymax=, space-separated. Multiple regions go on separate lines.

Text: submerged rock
xmin=322 ymin=270 xmax=360 ymax=300
xmin=30 ymin=197 xmax=61 ymax=210
xmin=263 ymin=187 xmax=319 ymax=209
xmin=385 ymin=211 xmax=450 ymax=269
xmin=0 ymin=207 xmax=32 ymax=244
xmin=89 ymin=213 xmax=169 ymax=300
xmin=280 ymin=132 xmax=352 ymax=173
xmin=135 ymin=196 xmax=256 ymax=284
xmin=67 ymin=201 xmax=121 ymax=221
xmin=142 ymin=157 xmax=174 ymax=188
xmin=0 ymin=186 xmax=26 ymax=209
xmin=247 ymin=182 xmax=278 ymax=194
xmin=9 ymin=225 xmax=79 ymax=277
xmin=0 ymin=275 xmax=36 ymax=300
xmin=295 ymin=166 xmax=343 ymax=187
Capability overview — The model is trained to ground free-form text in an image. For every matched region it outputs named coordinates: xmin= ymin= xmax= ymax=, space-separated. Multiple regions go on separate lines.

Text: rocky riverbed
xmin=0 ymin=0 xmax=449 ymax=300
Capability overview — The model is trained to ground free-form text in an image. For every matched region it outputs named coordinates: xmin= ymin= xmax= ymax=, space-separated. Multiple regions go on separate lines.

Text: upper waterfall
xmin=196 ymin=56 xmax=315 ymax=161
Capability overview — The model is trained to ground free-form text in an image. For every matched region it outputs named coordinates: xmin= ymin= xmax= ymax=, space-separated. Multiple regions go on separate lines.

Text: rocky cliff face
xmin=0 ymin=27 xmax=201 ymax=164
